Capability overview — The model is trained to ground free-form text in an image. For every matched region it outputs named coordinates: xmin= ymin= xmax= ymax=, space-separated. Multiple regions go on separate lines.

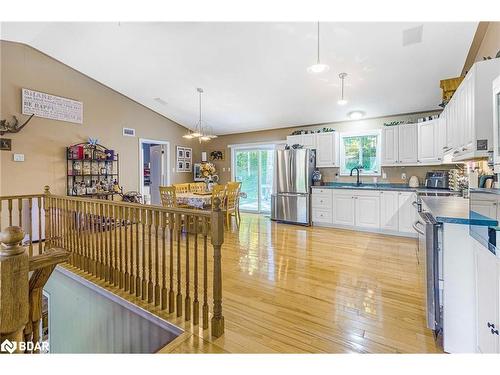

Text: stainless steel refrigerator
xmin=271 ymin=148 xmax=316 ymax=225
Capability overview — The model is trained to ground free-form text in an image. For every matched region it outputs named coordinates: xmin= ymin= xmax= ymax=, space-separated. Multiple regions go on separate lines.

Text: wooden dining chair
xmin=211 ymin=184 xmax=226 ymax=210
xmin=159 ymin=186 xmax=177 ymax=208
xmin=225 ymin=183 xmax=240 ymax=229
xmin=173 ymin=183 xmax=190 ymax=194
xmin=227 ymin=181 xmax=242 ymax=225
xmin=189 ymin=182 xmax=206 ymax=193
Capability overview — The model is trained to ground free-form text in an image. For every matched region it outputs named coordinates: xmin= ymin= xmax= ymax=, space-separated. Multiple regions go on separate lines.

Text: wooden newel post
xmin=43 ymin=186 xmax=51 ymax=251
xmin=0 ymin=227 xmax=29 ymax=353
xmin=210 ymin=198 xmax=225 ymax=337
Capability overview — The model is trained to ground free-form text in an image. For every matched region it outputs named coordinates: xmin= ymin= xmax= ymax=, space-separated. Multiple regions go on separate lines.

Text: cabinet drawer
xmin=312 ymin=208 xmax=333 ymax=223
xmin=312 ymin=188 xmax=332 ymax=196
xmin=312 ymin=193 xmax=332 ymax=208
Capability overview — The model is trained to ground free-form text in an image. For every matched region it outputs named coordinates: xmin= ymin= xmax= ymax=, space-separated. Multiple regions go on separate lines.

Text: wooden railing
xmin=0 ymin=226 xmax=69 ymax=353
xmin=1 ymin=186 xmax=225 ymax=339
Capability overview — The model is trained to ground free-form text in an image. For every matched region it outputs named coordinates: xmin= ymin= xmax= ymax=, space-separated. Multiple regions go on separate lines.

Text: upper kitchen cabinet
xmin=286 ymin=132 xmax=338 ymax=166
xmin=417 ymin=119 xmax=443 ymax=164
xmin=286 ymin=133 xmax=317 ymax=149
xmin=382 ymin=123 xmax=418 ymax=165
xmin=315 ymin=132 xmax=339 ymax=167
xmin=444 ymin=58 xmax=500 ymax=162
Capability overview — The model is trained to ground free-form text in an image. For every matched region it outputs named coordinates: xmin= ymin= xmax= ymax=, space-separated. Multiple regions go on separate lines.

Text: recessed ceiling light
xmin=348 ymin=111 xmax=365 ymax=120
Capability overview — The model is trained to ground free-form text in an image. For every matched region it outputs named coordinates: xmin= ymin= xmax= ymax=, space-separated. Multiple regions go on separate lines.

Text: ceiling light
xmin=307 ymin=22 xmax=329 ymax=74
xmin=200 ymin=136 xmax=211 ymax=141
xmin=183 ymin=88 xmax=216 ymax=142
xmin=337 ymin=73 xmax=348 ymax=105
xmin=182 ymin=133 xmax=194 ymax=139
xmin=191 ymin=132 xmax=202 ymax=138
xmin=348 ymin=111 xmax=365 ymax=120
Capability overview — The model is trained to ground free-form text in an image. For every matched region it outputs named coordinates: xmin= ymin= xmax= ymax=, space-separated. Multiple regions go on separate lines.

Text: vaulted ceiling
xmin=1 ymin=22 xmax=477 ymax=134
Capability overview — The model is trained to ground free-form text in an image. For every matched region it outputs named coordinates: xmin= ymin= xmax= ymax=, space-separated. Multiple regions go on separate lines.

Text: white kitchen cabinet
xmin=379 ymin=191 xmax=399 ymax=231
xmin=470 ymin=199 xmax=498 ymax=219
xmin=437 ymin=115 xmax=448 ymax=157
xmin=474 ymin=242 xmax=499 ymax=353
xmin=398 ymin=124 xmax=418 ymax=164
xmin=355 ymin=194 xmax=380 ymax=228
xmin=333 ymin=191 xmax=355 ymax=226
xmin=397 ymin=192 xmax=417 ymax=234
xmin=312 ymin=189 xmax=333 ymax=224
xmin=381 ymin=126 xmax=399 ymax=165
xmin=444 ymin=59 xmax=500 ymax=161
xmin=286 ymin=134 xmax=316 ymax=149
xmin=315 ymin=132 xmax=338 ymax=167
xmin=418 ymin=119 xmax=441 ymax=164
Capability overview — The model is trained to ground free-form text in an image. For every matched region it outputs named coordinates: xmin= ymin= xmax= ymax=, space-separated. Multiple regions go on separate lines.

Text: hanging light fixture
xmin=307 ymin=21 xmax=329 ymax=74
xmin=183 ymin=88 xmax=216 ymax=142
xmin=337 ymin=72 xmax=348 ymax=105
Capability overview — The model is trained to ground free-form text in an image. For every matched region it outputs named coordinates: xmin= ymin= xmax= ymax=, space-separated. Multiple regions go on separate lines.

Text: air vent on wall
xmin=123 ymin=127 xmax=136 ymax=137
xmin=402 ymin=25 xmax=423 ymax=46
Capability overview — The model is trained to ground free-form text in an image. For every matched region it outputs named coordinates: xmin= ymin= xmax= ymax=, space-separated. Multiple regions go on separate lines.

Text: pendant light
xmin=337 ymin=72 xmax=348 ymax=105
xmin=307 ymin=22 xmax=329 ymax=74
xmin=183 ymin=88 xmax=217 ymax=142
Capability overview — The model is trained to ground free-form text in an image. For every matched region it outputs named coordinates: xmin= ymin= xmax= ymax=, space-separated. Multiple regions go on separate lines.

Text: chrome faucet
xmin=350 ymin=166 xmax=362 ymax=186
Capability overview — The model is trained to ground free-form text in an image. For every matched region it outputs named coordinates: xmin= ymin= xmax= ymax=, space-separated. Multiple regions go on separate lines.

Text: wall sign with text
xmin=22 ymin=88 xmax=83 ymax=124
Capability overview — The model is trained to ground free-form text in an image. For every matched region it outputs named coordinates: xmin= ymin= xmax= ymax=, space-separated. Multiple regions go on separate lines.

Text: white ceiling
xmin=1 ymin=22 xmax=477 ymax=135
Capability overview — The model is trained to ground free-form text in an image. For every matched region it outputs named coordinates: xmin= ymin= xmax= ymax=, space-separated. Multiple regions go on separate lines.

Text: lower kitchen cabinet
xmin=333 ymin=191 xmax=355 ymax=226
xmin=397 ymin=192 xmax=417 ymax=235
xmin=474 ymin=241 xmax=500 ymax=353
xmin=354 ymin=194 xmax=380 ymax=228
xmin=380 ymin=191 xmax=399 ymax=231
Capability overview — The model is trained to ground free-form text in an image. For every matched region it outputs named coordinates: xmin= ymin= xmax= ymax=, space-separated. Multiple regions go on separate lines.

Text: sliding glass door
xmin=233 ymin=148 xmax=274 ymax=213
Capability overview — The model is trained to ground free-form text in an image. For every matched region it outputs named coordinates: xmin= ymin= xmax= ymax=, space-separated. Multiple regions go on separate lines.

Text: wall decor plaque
xmin=22 ymin=88 xmax=83 ymax=124
xmin=0 ymin=138 xmax=12 ymax=151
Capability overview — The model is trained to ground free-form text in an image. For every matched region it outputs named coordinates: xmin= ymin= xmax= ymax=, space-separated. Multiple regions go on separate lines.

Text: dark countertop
xmin=312 ymin=182 xmax=459 ymax=194
xmin=421 ymin=196 xmax=498 ymax=226
xmin=470 ymin=188 xmax=500 ymax=195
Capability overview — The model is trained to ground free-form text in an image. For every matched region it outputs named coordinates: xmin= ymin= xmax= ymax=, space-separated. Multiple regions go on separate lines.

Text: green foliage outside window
xmin=341 ymin=134 xmax=379 ymax=175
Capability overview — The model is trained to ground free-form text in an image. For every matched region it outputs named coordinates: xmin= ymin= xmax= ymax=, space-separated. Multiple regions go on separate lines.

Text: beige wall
xmin=203 ymin=111 xmax=455 ymax=185
xmin=475 ymin=22 xmax=500 ymax=62
xmin=0 ymin=41 xmax=202 ymax=196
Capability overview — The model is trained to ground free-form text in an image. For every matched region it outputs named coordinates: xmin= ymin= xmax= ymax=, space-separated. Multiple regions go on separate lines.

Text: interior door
xmin=150 ymin=145 xmax=166 ymax=205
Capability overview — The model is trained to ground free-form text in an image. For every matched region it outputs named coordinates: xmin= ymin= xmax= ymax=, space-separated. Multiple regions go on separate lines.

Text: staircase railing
xmin=0 ymin=186 xmax=225 ymax=340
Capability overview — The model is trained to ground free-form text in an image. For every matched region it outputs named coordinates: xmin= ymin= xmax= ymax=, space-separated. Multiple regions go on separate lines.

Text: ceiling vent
xmin=402 ymin=25 xmax=423 ymax=46
xmin=153 ymin=97 xmax=168 ymax=106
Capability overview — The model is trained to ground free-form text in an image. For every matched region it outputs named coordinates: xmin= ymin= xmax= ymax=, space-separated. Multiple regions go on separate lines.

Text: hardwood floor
xmin=66 ymin=213 xmax=441 ymax=353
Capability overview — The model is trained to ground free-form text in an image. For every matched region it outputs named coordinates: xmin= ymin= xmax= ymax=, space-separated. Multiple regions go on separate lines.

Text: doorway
xmin=232 ymin=148 xmax=275 ymax=213
xmin=139 ymin=138 xmax=170 ymax=205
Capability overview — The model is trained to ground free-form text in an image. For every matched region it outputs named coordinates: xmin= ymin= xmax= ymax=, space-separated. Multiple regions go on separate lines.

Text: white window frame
xmin=339 ymin=130 xmax=382 ymax=176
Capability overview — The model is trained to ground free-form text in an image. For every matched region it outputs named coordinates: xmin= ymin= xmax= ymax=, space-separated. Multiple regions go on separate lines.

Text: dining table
xmin=176 ymin=192 xmax=213 ymax=210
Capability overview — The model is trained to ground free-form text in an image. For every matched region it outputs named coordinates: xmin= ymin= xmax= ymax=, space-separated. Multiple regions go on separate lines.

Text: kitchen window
xmin=339 ymin=130 xmax=381 ymax=176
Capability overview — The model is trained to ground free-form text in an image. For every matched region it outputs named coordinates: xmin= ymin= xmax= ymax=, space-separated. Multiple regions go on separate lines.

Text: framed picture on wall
xmin=193 ymin=163 xmax=204 ymax=181
xmin=176 ymin=146 xmax=193 ymax=172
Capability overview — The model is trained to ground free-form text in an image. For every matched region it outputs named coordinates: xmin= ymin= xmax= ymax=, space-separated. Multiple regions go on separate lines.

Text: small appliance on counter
xmin=408 ymin=175 xmax=419 ymax=188
xmin=425 ymin=171 xmax=449 ymax=189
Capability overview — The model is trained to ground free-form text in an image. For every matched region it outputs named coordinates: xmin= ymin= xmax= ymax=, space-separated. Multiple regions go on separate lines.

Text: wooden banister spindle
xmin=168 ymin=212 xmax=175 ymax=313
xmin=129 ymin=207 xmax=135 ymax=295
xmin=124 ymin=206 xmax=130 ymax=292
xmin=193 ymin=216 xmax=200 ymax=326
xmin=135 ymin=208 xmax=141 ymax=298
xmin=185 ymin=214 xmax=191 ymax=321
xmin=43 ymin=186 xmax=51 ymax=251
xmin=141 ymin=208 xmax=147 ymax=300
xmin=8 ymin=199 xmax=13 ymax=226
xmin=113 ymin=204 xmax=119 ymax=286
xmin=147 ymin=209 xmax=153 ymax=303
xmin=37 ymin=197 xmax=42 ymax=255
xmin=17 ymin=198 xmax=22 ymax=227
xmin=176 ymin=213 xmax=182 ymax=317
xmin=28 ymin=198 xmax=33 ymax=257
xmin=154 ymin=210 xmax=160 ymax=306
xmin=161 ymin=212 xmax=168 ymax=310
xmin=118 ymin=205 xmax=124 ymax=289
xmin=202 ymin=216 xmax=209 ymax=329
xmin=0 ymin=227 xmax=29 ymax=351
xmin=211 ymin=197 xmax=225 ymax=337
xmin=105 ymin=203 xmax=112 ymax=283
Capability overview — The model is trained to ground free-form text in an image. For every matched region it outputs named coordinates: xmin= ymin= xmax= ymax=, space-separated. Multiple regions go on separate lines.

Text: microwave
xmin=493 ymin=75 xmax=500 ymax=172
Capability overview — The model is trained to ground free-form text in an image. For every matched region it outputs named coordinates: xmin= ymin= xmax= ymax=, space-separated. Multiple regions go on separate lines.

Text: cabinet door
xmin=418 ymin=120 xmax=438 ymax=163
xmin=380 ymin=191 xmax=399 ymax=231
xmin=397 ymin=192 xmax=417 ymax=234
xmin=355 ymin=195 xmax=380 ymax=228
xmin=315 ymin=132 xmax=337 ymax=167
xmin=381 ymin=127 xmax=399 ymax=165
xmin=301 ymin=134 xmax=317 ymax=149
xmin=333 ymin=192 xmax=355 ymax=226
xmin=437 ymin=115 xmax=447 ymax=158
xmin=475 ymin=244 xmax=499 ymax=353
xmin=286 ymin=135 xmax=302 ymax=146
xmin=398 ymin=124 xmax=418 ymax=164
xmin=470 ymin=199 xmax=497 ymax=219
